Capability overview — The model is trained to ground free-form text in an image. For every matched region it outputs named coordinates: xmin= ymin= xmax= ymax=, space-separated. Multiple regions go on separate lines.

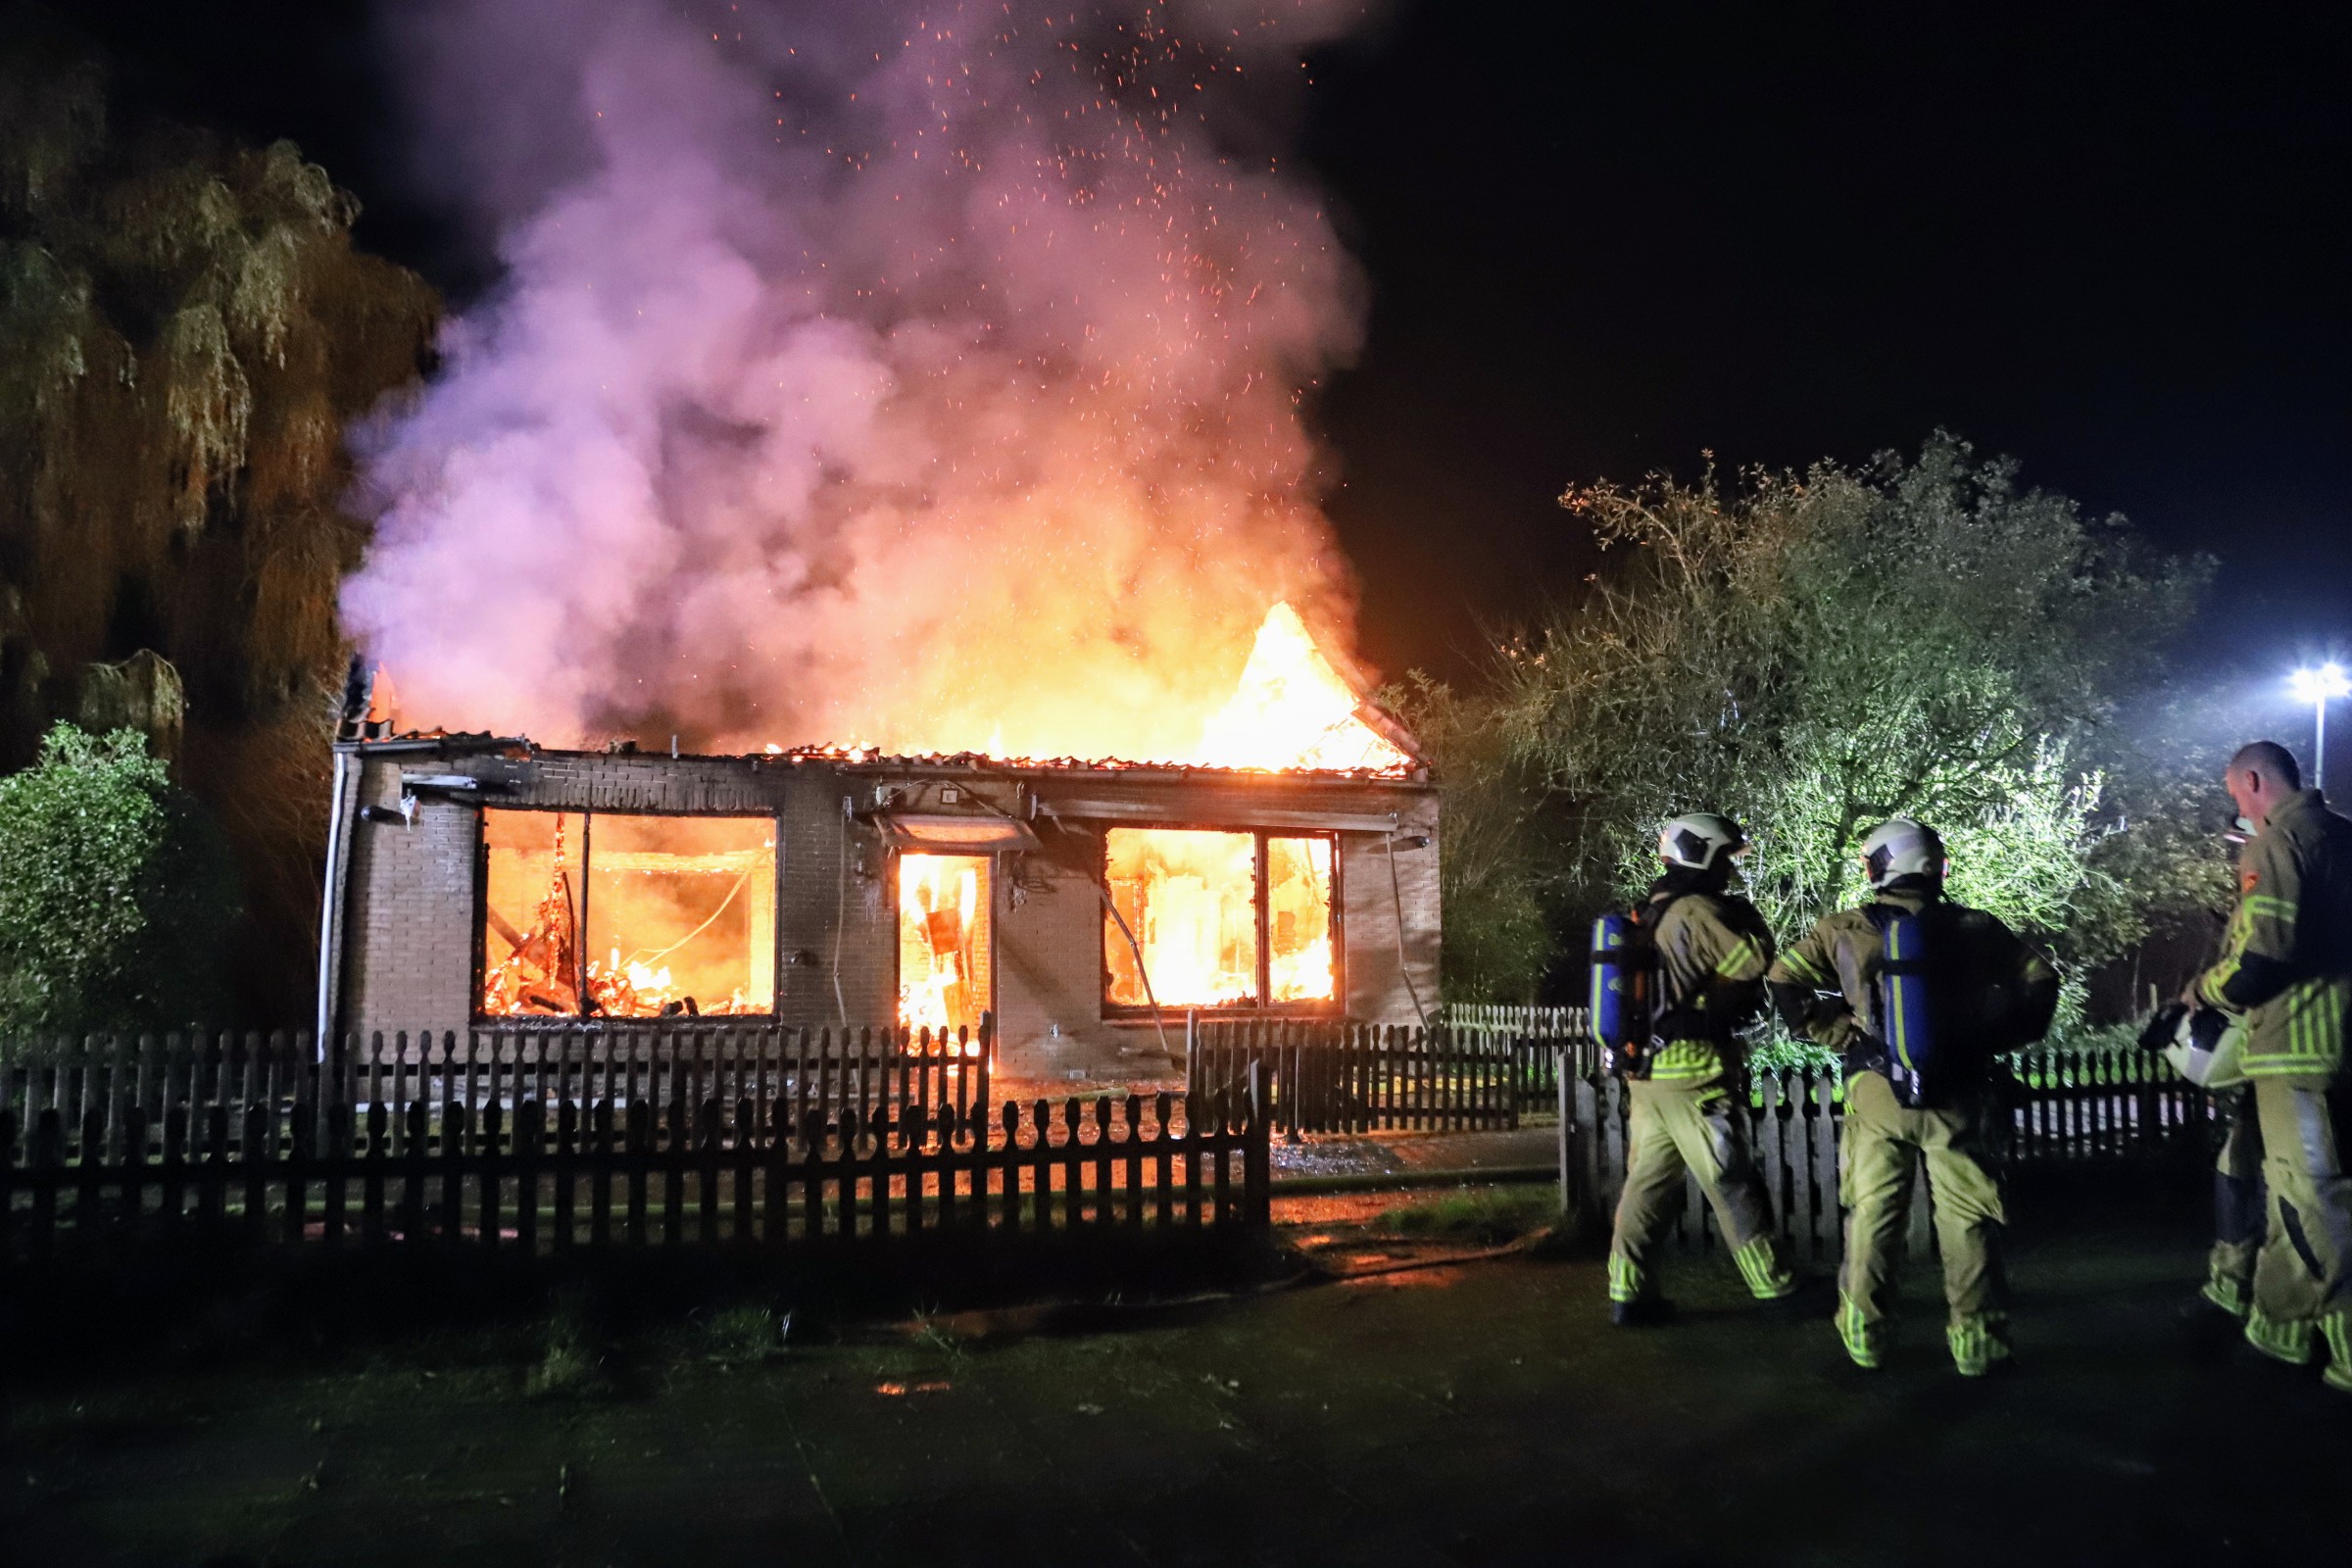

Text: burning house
xmin=318 ymin=606 xmax=1440 ymax=1079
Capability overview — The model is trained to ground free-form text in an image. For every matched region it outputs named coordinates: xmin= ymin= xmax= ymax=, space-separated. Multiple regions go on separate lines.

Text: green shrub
xmin=698 ymin=1303 xmax=790 ymax=1365
xmin=0 ymin=723 xmax=239 ymax=1040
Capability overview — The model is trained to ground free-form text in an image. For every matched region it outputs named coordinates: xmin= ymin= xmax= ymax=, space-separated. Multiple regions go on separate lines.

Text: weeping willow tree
xmin=0 ymin=29 xmax=437 ymax=1019
xmin=1417 ymin=434 xmax=2210 ymax=1012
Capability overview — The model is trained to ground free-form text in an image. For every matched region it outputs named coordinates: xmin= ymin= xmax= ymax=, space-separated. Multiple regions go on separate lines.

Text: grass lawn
xmin=3 ymin=1196 xmax=2343 ymax=1566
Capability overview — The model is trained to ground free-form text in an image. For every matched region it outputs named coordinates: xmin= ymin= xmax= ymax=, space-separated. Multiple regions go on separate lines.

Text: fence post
xmin=516 ymin=1099 xmax=543 ymax=1256
xmin=1556 ymin=1047 xmax=1575 ymax=1218
xmin=1244 ymin=1060 xmax=1271 ymax=1230
xmin=1575 ymin=1071 xmax=1605 ymax=1240
xmin=28 ymin=1108 xmax=62 ymax=1261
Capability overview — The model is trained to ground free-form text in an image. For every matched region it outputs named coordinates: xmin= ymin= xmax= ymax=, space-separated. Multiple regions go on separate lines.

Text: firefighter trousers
xmin=1836 ymin=1071 xmax=2009 ymax=1372
xmin=2206 ymin=1092 xmax=2265 ymax=1318
xmin=1607 ymin=1078 xmax=1793 ymax=1305
xmin=2242 ymin=1081 xmax=2352 ymax=1392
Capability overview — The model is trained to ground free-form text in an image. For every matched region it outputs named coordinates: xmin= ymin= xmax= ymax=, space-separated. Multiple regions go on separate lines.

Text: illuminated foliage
xmin=0 ymin=27 xmax=436 ymax=1015
xmin=1393 ymin=671 xmax=1553 ymax=1003
xmin=1429 ymin=434 xmax=2206 ymax=1004
xmin=0 ymin=723 xmax=238 ymax=1038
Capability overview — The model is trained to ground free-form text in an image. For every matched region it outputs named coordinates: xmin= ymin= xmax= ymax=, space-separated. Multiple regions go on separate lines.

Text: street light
xmin=2288 ymin=662 xmax=2352 ymax=790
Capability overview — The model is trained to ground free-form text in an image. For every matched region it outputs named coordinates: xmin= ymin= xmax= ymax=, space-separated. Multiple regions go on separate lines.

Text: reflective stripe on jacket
xmin=2196 ymin=789 xmax=2352 ymax=1084
xmin=1645 ymin=892 xmax=1777 ymax=1086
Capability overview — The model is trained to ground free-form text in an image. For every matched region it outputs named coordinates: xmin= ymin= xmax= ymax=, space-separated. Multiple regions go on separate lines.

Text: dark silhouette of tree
xmin=0 ymin=23 xmax=436 ymax=1019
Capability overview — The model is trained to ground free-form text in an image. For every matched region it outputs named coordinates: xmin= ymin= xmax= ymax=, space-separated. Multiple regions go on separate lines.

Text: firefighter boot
xmin=1605 ymin=1251 xmax=1675 ymax=1327
xmin=1835 ymin=1292 xmax=1884 ymax=1370
xmin=2323 ymin=1314 xmax=2352 ymax=1394
xmin=1947 ymin=1312 xmax=2014 ymax=1377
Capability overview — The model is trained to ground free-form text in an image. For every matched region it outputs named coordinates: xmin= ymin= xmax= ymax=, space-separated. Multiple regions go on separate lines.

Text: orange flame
xmin=1193 ymin=603 xmax=1409 ymax=772
xmin=764 ymin=601 xmax=1410 ymax=774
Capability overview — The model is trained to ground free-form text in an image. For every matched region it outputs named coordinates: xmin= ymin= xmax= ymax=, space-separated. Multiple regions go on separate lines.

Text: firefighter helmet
xmin=1858 ymin=817 xmax=1946 ymax=890
xmin=1658 ymin=812 xmax=1747 ymax=872
xmin=2138 ymin=1002 xmax=2247 ymax=1091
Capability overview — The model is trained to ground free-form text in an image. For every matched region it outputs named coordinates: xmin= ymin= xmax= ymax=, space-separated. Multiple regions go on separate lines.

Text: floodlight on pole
xmin=2287 ymin=662 xmax=2352 ymax=791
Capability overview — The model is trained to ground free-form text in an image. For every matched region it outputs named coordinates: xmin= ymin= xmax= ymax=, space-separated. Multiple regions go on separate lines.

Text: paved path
xmin=1269 ymin=1122 xmax=1562 ymax=1179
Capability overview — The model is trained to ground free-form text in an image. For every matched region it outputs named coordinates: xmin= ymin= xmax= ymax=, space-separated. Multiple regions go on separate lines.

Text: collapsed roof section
xmin=331 ymin=660 xmax=1430 ymax=782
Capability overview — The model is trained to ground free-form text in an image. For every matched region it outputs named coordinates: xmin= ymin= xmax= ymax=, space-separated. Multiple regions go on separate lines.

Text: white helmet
xmin=1858 ymin=817 xmax=1946 ymax=889
xmin=2140 ymin=1003 xmax=2247 ymax=1090
xmin=1658 ymin=812 xmax=1747 ymax=872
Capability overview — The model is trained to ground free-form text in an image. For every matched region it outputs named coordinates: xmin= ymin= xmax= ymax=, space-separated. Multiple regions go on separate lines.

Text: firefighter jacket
xmin=1766 ymin=885 xmax=2058 ymax=1087
xmin=2194 ymin=789 xmax=2352 ymax=1086
xmin=1643 ymin=887 xmax=1777 ymax=1088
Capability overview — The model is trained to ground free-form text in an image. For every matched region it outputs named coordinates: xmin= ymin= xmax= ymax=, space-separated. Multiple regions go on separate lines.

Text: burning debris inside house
xmin=318 ymin=604 xmax=1439 ymax=1079
xmin=476 ymin=810 xmax=777 ymax=1020
xmin=312 ymin=4 xmax=1442 ymax=1080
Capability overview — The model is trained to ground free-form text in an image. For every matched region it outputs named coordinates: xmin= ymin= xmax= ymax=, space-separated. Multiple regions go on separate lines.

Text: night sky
xmin=49 ymin=1 xmax=2352 ymax=741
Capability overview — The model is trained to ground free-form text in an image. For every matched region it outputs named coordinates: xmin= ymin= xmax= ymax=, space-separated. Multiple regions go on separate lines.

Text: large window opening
xmin=896 ymin=854 xmax=993 ymax=1036
xmin=480 ymin=809 xmax=776 ymax=1019
xmin=1102 ymin=828 xmax=1337 ymax=1013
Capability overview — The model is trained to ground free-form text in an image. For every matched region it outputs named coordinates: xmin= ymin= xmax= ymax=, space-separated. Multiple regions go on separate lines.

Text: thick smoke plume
xmin=346 ymin=0 xmax=1384 ymax=760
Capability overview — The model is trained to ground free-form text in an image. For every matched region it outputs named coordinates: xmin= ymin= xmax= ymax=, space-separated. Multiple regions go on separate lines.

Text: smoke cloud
xmin=345 ymin=0 xmax=1386 ymax=760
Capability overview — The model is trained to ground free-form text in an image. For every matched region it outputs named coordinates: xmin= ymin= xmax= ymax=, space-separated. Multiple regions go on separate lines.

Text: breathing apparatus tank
xmin=1590 ymin=909 xmax=1653 ymax=1077
xmin=1876 ymin=908 xmax=1936 ymax=1105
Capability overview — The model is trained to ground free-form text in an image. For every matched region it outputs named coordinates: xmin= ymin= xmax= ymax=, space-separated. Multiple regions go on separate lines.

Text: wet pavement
xmin=6 ymin=1199 xmax=2346 ymax=1566
xmin=969 ymin=1080 xmax=1564 ymax=1182
xmin=1238 ymin=1125 xmax=1556 ymax=1182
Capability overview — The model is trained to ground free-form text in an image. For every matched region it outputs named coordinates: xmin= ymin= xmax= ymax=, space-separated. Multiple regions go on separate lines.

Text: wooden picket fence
xmin=0 ymin=1027 xmax=1269 ymax=1269
xmin=1203 ymin=1008 xmax=2214 ymax=1255
xmin=1444 ymin=1004 xmax=1591 ymax=1112
xmin=0 ymin=1024 xmax=994 ymax=1162
xmin=2005 ymin=1041 xmax=2214 ymax=1165
xmin=1564 ymin=1066 xmax=1847 ymax=1257
xmin=1443 ymin=1004 xmax=1589 ymax=1035
xmin=0 ymin=1017 xmax=2211 ymax=1271
xmin=1563 ymin=1039 xmax=2215 ymax=1257
xmin=1187 ymin=1023 xmax=1526 ymax=1134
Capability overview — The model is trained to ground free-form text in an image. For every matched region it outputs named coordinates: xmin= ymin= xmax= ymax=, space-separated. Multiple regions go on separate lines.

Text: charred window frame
xmin=1098 ymin=825 xmax=1344 ymax=1019
xmin=472 ymin=807 xmax=782 ymax=1023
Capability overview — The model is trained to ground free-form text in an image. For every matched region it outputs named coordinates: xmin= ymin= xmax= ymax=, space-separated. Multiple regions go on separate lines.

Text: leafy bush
xmin=0 ymin=722 xmax=239 ymax=1038
xmin=1393 ymin=674 xmax=1554 ymax=1002
xmin=698 ymin=1303 xmax=791 ymax=1365
xmin=1414 ymin=435 xmax=2209 ymax=1001
xmin=0 ymin=28 xmax=436 ymax=1018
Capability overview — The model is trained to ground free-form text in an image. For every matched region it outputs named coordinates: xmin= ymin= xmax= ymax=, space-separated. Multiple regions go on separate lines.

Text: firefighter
xmin=2185 ymin=740 xmax=2352 ymax=1391
xmin=1766 ymin=818 xmax=2058 ymax=1375
xmin=2167 ymin=820 xmax=2265 ymax=1341
xmin=1605 ymin=812 xmax=1797 ymax=1325
xmin=2194 ymin=1095 xmax=2266 ymax=1332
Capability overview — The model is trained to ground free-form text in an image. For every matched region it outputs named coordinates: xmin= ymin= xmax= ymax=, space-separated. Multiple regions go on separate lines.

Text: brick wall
xmin=333 ymin=748 xmax=1441 ymax=1081
xmin=338 ymin=751 xmax=802 ymax=1047
xmin=1341 ymin=792 xmax=1443 ymax=1028
xmin=772 ymin=771 xmax=894 ymax=1029
xmin=995 ymin=821 xmax=1140 ymax=1077
xmin=342 ymin=757 xmax=479 ymax=1047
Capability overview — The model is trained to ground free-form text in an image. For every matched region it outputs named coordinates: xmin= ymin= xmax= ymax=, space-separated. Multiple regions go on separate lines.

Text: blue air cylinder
xmin=1878 ymin=910 xmax=1935 ymax=1097
xmin=1590 ymin=911 xmax=1645 ymax=1053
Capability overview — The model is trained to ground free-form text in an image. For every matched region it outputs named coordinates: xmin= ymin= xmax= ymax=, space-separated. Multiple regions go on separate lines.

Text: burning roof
xmin=349 ymin=602 xmax=1424 ymax=780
